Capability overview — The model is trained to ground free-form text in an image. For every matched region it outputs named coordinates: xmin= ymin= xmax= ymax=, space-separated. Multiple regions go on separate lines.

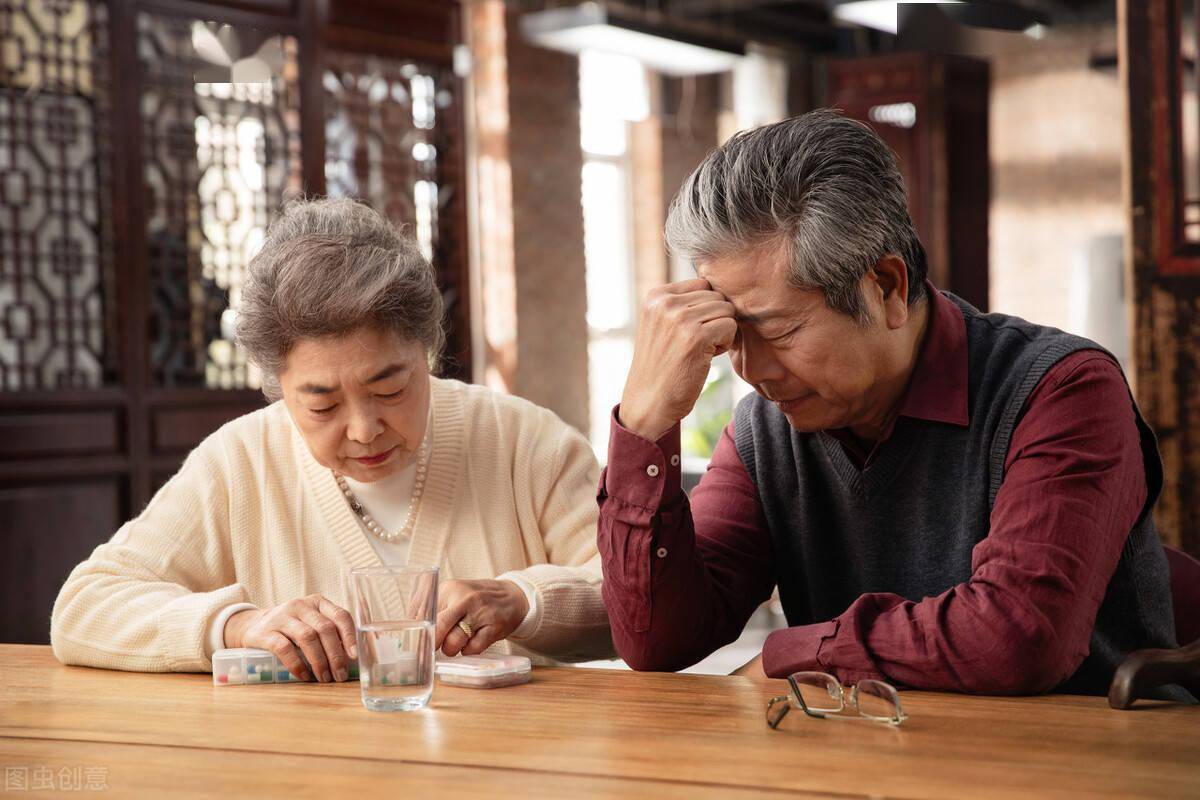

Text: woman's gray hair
xmin=665 ymin=108 xmax=927 ymax=322
xmin=237 ymin=197 xmax=445 ymax=400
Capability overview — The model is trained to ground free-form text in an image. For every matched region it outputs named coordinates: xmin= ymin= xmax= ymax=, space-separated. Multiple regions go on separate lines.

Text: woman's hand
xmin=435 ymin=579 xmax=529 ymax=657
xmin=223 ymin=594 xmax=358 ymax=683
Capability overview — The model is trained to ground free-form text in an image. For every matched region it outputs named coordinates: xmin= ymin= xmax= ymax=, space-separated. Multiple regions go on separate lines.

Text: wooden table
xmin=1 ymin=645 xmax=1197 ymax=798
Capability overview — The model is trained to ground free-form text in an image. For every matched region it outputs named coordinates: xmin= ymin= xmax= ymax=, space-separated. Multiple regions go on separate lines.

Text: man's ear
xmin=866 ymin=255 xmax=910 ymax=330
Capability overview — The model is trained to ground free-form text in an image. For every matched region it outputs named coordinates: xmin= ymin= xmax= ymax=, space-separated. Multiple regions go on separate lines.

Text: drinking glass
xmin=351 ymin=565 xmax=438 ymax=712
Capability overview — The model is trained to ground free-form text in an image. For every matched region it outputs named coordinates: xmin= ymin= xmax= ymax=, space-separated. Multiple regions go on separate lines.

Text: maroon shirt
xmin=597 ymin=288 xmax=1147 ymax=691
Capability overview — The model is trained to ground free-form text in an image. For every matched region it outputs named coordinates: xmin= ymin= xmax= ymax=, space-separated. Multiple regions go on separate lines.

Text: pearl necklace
xmin=335 ymin=434 xmax=430 ymax=543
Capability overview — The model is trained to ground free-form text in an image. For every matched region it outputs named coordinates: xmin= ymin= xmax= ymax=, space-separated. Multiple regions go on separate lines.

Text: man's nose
xmin=733 ymin=333 xmax=787 ymax=386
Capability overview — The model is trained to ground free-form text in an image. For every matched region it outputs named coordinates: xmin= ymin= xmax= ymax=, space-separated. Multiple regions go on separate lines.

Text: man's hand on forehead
xmin=618 ymin=279 xmax=739 ymax=441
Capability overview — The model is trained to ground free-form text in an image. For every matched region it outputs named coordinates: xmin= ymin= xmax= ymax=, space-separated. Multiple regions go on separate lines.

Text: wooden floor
xmin=1 ymin=645 xmax=1197 ymax=798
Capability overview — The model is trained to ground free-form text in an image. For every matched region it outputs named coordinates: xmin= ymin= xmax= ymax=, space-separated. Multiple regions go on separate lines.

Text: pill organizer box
xmin=435 ymin=655 xmax=532 ymax=688
xmin=212 ymin=647 xmax=359 ymax=686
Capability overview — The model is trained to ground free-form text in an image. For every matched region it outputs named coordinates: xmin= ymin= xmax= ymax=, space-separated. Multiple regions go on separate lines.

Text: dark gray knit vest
xmin=733 ymin=292 xmax=1186 ymax=698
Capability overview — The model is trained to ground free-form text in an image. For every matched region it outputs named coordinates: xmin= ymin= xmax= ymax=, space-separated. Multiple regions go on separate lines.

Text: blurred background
xmin=1 ymin=1 xmax=1196 ymax=664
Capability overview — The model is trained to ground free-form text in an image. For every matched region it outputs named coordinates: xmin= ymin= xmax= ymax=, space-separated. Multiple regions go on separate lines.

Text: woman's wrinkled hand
xmin=435 ymin=579 xmax=529 ymax=657
xmin=223 ymin=594 xmax=358 ymax=683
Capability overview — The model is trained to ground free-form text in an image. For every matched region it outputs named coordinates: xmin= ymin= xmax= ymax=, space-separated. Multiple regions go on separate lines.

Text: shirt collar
xmin=897 ymin=280 xmax=969 ymax=427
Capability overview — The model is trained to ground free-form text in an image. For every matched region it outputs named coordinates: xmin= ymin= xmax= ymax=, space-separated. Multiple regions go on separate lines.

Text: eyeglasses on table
xmin=766 ymin=671 xmax=907 ymax=728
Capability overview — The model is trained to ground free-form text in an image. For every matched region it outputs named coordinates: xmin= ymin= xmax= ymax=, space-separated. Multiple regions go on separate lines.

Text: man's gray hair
xmin=665 ymin=108 xmax=927 ymax=322
xmin=237 ymin=197 xmax=445 ymax=400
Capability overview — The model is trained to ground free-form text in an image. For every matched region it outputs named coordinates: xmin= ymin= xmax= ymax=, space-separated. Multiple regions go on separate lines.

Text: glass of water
xmin=351 ymin=565 xmax=438 ymax=712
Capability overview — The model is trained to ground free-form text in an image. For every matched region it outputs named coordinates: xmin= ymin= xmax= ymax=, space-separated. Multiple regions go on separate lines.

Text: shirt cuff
xmin=761 ymin=620 xmax=839 ymax=679
xmin=603 ymin=404 xmax=683 ymax=511
xmin=497 ymin=573 xmax=541 ymax=640
xmin=206 ymin=602 xmax=258 ymax=658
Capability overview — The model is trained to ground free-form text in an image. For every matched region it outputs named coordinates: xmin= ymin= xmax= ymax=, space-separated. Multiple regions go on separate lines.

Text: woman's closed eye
xmin=310 ymin=404 xmax=338 ymax=416
xmin=377 ymin=389 xmax=405 ymax=399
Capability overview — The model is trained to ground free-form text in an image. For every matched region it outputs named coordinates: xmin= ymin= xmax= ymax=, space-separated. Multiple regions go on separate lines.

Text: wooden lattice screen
xmin=0 ymin=0 xmax=470 ymax=643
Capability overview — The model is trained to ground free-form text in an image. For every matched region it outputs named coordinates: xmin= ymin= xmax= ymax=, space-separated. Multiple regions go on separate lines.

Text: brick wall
xmin=467 ymin=3 xmax=589 ymax=434
xmin=505 ymin=10 xmax=589 ymax=433
xmin=989 ymin=23 xmax=1124 ymax=338
xmin=660 ymin=75 xmax=721 ymax=282
xmin=991 ymin=17 xmax=1197 ymax=556
xmin=630 ymin=115 xmax=668 ymax=303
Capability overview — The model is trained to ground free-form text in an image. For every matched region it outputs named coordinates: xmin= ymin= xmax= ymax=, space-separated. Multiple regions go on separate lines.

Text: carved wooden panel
xmin=0 ymin=0 xmax=116 ymax=390
xmin=139 ymin=13 xmax=302 ymax=389
xmin=1129 ymin=0 xmax=1200 ymax=559
xmin=0 ymin=0 xmax=469 ymax=644
xmin=1154 ymin=0 xmax=1200 ymax=274
xmin=323 ymin=47 xmax=470 ymax=378
xmin=827 ymin=53 xmax=990 ymax=311
xmin=0 ymin=478 xmax=122 ymax=643
xmin=0 ymin=410 xmax=119 ymax=458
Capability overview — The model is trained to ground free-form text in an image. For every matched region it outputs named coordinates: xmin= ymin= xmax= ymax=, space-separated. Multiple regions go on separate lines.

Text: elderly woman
xmin=51 ymin=198 xmax=611 ymax=683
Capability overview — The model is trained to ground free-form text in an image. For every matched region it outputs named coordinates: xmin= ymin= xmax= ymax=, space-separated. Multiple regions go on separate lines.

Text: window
xmin=579 ymin=51 xmax=643 ymax=456
xmin=670 ymin=249 xmax=753 ymax=470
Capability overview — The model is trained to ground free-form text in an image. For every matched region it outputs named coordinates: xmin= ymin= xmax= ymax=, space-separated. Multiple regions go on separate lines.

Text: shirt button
xmin=646 ymin=464 xmax=660 ymax=477
xmin=670 ymin=454 xmax=680 ymax=467
xmin=656 ymin=547 xmax=668 ymax=558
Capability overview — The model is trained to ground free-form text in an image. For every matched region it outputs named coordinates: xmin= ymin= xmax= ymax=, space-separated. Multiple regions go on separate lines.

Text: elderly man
xmin=598 ymin=109 xmax=1188 ymax=698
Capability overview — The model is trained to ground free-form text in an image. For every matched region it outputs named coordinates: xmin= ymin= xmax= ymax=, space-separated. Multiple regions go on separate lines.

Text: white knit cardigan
xmin=51 ymin=378 xmax=613 ymax=671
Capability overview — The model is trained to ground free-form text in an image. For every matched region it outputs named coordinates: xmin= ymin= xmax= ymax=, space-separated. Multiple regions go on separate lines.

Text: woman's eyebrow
xmin=364 ymin=363 xmax=410 ymax=384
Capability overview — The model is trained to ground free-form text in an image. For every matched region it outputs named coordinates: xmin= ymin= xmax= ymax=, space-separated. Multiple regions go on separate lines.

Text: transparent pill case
xmin=212 ymin=647 xmax=359 ymax=686
xmin=435 ymin=655 xmax=532 ymax=688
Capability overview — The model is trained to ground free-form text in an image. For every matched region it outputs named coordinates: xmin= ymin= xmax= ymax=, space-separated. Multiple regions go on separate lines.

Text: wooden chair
xmin=1109 ymin=545 xmax=1200 ymax=708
